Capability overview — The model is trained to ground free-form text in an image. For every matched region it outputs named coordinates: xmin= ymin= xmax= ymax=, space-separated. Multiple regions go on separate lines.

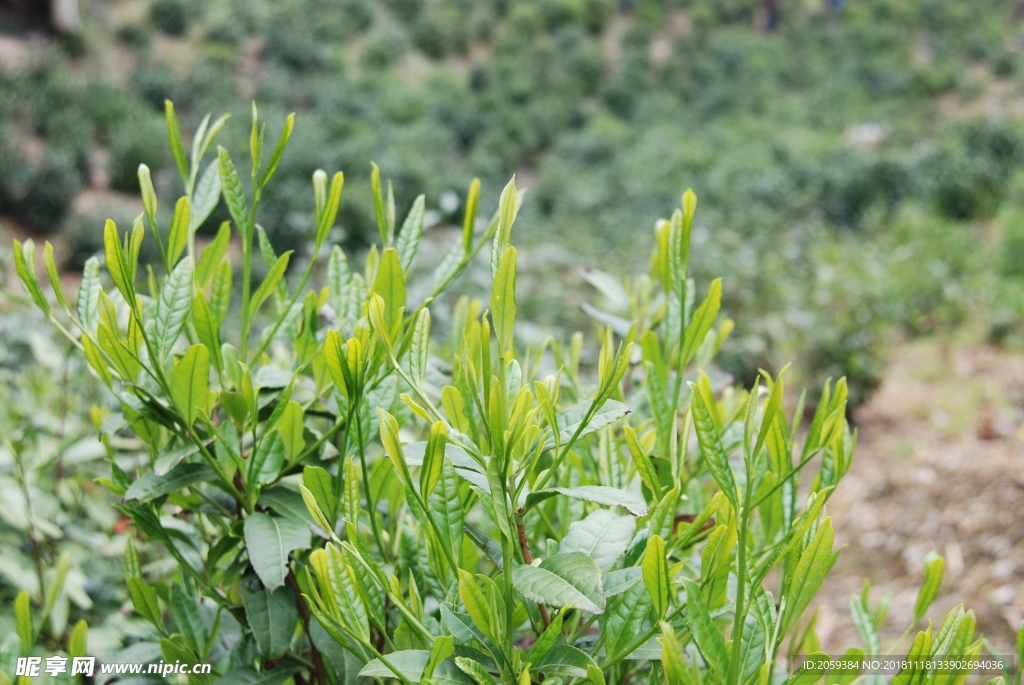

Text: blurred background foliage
xmin=2 ymin=0 xmax=1024 ymax=664
xmin=2 ymin=0 xmax=1024 ymax=403
xmin=2 ymin=0 xmax=1024 ymax=405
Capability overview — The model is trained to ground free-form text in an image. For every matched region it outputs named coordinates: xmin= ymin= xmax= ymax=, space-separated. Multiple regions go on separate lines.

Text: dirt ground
xmin=813 ymin=339 xmax=1024 ymax=658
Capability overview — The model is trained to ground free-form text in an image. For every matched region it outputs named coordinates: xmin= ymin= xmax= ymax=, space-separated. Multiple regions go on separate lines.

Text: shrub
xmin=362 ymin=25 xmax=410 ymax=70
xmin=8 ymin=103 xmax=1008 ymax=685
xmin=14 ymin=151 xmax=82 ymax=234
xmin=106 ymin=112 xmax=165 ymax=192
xmin=149 ymin=0 xmax=190 ymax=36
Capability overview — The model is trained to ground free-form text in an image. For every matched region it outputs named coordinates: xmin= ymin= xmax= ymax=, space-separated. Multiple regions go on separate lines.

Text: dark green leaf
xmin=243 ymin=586 xmax=299 ymax=660
xmin=124 ymin=463 xmax=216 ymax=502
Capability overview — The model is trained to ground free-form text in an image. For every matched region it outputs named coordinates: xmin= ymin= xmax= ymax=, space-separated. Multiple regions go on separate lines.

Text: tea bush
xmin=7 ymin=106 xmax=1017 ymax=685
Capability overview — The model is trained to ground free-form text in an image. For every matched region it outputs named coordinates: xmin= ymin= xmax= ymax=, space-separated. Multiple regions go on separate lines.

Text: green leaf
xmin=369 ymin=162 xmax=390 ymax=247
xmin=128 ymin=576 xmax=162 ymax=627
xmin=679 ymin=279 xmax=721 ymax=369
xmin=624 ymin=426 xmax=661 ymax=503
xmin=455 ymin=656 xmax=497 ymax=685
xmin=490 ymin=176 xmax=518 ymax=280
xmin=167 ymin=196 xmax=191 ymax=266
xmin=165 ymin=100 xmax=189 ymax=183
xmin=124 ymin=537 xmax=142 ymax=579
xmin=77 ymin=256 xmax=101 ymax=332
xmin=104 ymin=220 xmax=133 ymax=300
xmin=432 ymin=240 xmax=466 ymax=292
xmin=543 ymin=399 xmax=631 ymax=450
xmin=68 ymin=619 xmax=88 ymax=659
xmin=420 ymin=421 xmax=448 ymax=500
xmin=849 ymin=596 xmax=880 ymax=655
xmin=193 ymin=290 xmax=222 ymax=372
xmin=781 ymin=652 xmax=830 ymax=685
xmin=559 ymin=510 xmax=635 ymax=573
xmin=604 ymin=578 xmax=654 ymax=662
xmin=248 ymin=430 xmax=287 ymax=490
xmin=359 ymin=650 xmax=430 ymax=681
xmin=531 ymin=645 xmax=598 ymax=679
xmin=124 ymin=463 xmax=216 ymax=502
xmin=682 ymin=579 xmax=730 ymax=683
xmin=171 ymin=344 xmax=211 ymax=426
xmin=490 ymin=246 xmax=517 ymax=352
xmin=914 ymin=551 xmax=945 ymax=622
xmin=13 ymin=239 xmax=49 ymax=317
xmin=371 ymin=247 xmax=407 ymax=329
xmin=782 ymin=517 xmax=836 ymax=632
xmin=396 ymin=194 xmax=425 ymax=271
xmin=243 ymin=512 xmax=310 ymax=591
xmin=429 ymin=453 xmax=465 ymax=576
xmin=409 ymin=307 xmax=430 ymax=387
xmin=524 ymin=486 xmax=648 ymax=517
xmin=249 ymin=251 xmax=293 ymax=319
xmin=139 ymin=163 xmax=158 ymax=229
xmin=258 ymin=486 xmax=319 ymax=532
xmin=314 ymin=171 xmax=344 ymax=248
xmin=660 ymin=622 xmax=691 ymax=685
xmin=154 ymin=259 xmax=194 ymax=359
xmin=14 ymin=590 xmax=32 ymax=655
xmin=892 ymin=629 xmax=931 ymax=685
xmin=378 ymin=408 xmax=412 ymax=484
xmin=218 ymin=147 xmax=250 ymax=239
xmin=689 ymin=384 xmax=738 ymax=509
xmin=242 ymin=586 xmax=300 ymax=660
xmin=603 ymin=568 xmax=643 ymax=597
xmin=259 ymin=113 xmax=295 ymax=189
xmin=196 ymin=222 xmax=231 ymax=288
xmin=170 ymin=584 xmax=208 ymax=656
xmin=42 ymin=241 xmax=68 ymax=311
xmin=303 ymin=466 xmax=336 ymax=523
xmin=191 ymin=160 xmax=221 ymax=231
xmin=642 ymin=534 xmax=670 ymax=618
xmin=300 ymin=483 xmax=335 ymax=536
xmin=511 ymin=552 xmax=605 ymax=615
xmin=424 ymin=635 xmax=456 ymax=682
xmin=526 ymin=608 xmax=565 ymax=664
xmin=458 ymin=569 xmax=493 ymax=642
xmin=278 ymin=401 xmax=305 ymax=461
xmin=211 ymin=257 xmax=233 ymax=325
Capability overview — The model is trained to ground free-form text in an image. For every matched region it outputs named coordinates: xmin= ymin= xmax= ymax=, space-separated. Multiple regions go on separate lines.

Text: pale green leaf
xmin=559 ymin=510 xmax=635 ymax=573
xmin=243 ymin=512 xmax=310 ymax=591
xmin=511 ymin=552 xmax=605 ymax=615
xmin=171 ymin=344 xmax=211 ymax=425
xmin=524 ymin=486 xmax=648 ymax=517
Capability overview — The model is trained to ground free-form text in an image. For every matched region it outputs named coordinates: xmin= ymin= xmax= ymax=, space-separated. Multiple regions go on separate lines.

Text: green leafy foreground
xmin=8 ymin=104 xmax=1017 ymax=685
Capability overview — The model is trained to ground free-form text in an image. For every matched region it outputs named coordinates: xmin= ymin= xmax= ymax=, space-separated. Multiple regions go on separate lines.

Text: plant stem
xmin=352 ymin=394 xmax=388 ymax=558
xmin=515 ymin=513 xmax=550 ymax=628
xmin=240 ymin=235 xmax=253 ymax=363
xmin=730 ymin=441 xmax=757 ymax=685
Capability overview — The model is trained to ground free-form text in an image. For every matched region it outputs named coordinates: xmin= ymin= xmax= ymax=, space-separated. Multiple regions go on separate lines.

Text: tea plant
xmin=9 ymin=104 xmax=1013 ymax=685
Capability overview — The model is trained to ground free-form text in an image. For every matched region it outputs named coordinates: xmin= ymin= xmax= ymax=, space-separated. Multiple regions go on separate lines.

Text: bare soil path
xmin=816 ymin=339 xmax=1024 ymax=656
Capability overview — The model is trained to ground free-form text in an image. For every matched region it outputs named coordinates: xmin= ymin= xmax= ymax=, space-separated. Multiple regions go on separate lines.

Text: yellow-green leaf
xmin=490 ymin=246 xmax=517 ymax=353
xmin=171 ymin=344 xmax=211 ymax=426
xmin=167 ymin=196 xmax=191 ymax=266
xmin=642 ymin=534 xmax=670 ymax=618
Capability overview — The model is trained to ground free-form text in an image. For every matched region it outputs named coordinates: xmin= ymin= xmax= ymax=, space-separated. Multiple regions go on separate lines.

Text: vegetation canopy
xmin=5 ymin=104 xmax=1010 ymax=685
